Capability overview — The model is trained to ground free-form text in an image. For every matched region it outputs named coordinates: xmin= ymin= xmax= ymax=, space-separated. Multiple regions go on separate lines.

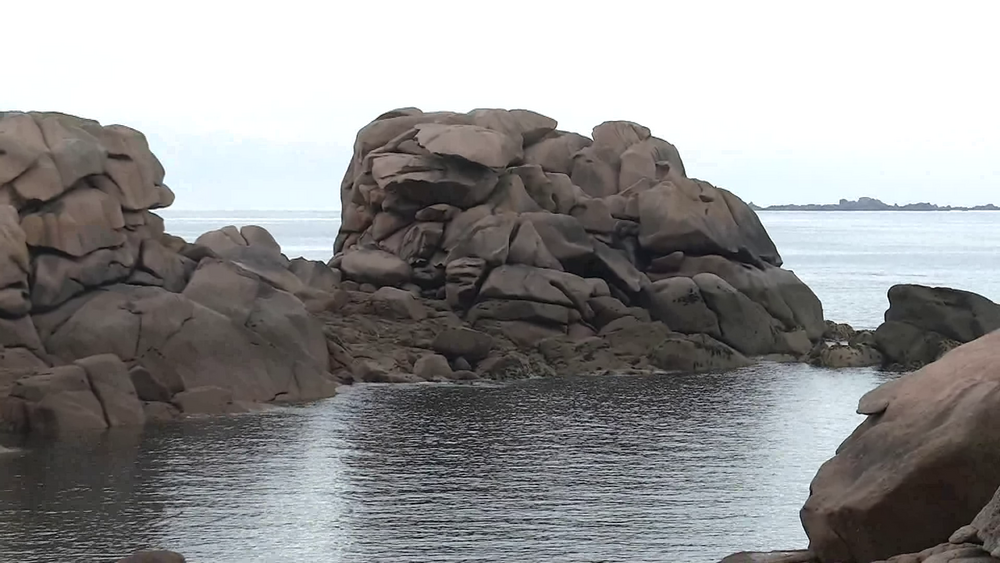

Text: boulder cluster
xmin=0 ymin=112 xmax=341 ymax=435
xmin=809 ymin=285 xmax=1000 ymax=370
xmin=334 ymin=107 xmax=825 ymax=366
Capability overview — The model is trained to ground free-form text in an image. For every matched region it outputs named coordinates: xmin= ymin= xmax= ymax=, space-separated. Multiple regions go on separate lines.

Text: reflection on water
xmin=0 ymin=364 xmax=895 ymax=563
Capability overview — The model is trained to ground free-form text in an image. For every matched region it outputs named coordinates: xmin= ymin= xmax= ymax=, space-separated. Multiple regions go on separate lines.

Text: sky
xmin=5 ymin=1 xmax=999 ymax=209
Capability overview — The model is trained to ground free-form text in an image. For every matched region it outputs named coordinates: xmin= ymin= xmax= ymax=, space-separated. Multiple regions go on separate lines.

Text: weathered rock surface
xmin=0 ymin=111 xmax=350 ymax=435
xmin=335 ymin=107 xmax=824 ymax=362
xmin=0 ymin=108 xmax=833 ymax=441
xmin=801 ymin=331 xmax=1000 ymax=562
xmin=873 ymin=285 xmax=999 ymax=370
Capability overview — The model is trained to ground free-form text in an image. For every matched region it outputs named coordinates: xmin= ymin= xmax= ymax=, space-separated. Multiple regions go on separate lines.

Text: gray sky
xmin=7 ymin=1 xmax=999 ymax=209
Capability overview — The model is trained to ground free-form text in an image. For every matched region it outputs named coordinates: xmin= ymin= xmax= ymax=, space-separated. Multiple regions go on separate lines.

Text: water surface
xmin=1 ymin=366 xmax=892 ymax=563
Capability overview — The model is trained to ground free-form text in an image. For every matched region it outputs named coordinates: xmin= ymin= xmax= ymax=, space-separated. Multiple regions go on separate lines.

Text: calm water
xmin=1 ymin=210 xmax=997 ymax=563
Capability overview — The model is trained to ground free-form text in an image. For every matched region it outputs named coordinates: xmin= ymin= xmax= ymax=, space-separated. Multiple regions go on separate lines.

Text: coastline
xmin=2 ymin=108 xmax=1000 ymax=563
xmin=750 ymin=197 xmax=998 ymax=212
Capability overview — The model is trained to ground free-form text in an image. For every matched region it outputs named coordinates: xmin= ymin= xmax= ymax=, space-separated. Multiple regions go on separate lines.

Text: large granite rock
xmin=0 ymin=111 xmax=351 ymax=435
xmin=801 ymin=331 xmax=1000 ymax=562
xmin=874 ymin=285 xmax=1000 ymax=369
xmin=335 ymin=107 xmax=824 ymax=360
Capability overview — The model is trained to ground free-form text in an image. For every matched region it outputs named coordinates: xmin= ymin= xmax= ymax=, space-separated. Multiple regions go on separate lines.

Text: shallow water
xmin=1 ymin=365 xmax=894 ymax=563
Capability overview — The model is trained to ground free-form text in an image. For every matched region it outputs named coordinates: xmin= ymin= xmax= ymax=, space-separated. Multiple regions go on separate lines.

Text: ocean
xmin=0 ymin=210 xmax=997 ymax=563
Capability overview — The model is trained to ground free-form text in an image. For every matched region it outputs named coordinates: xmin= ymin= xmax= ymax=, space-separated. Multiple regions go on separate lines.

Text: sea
xmin=1 ymin=210 xmax=998 ymax=563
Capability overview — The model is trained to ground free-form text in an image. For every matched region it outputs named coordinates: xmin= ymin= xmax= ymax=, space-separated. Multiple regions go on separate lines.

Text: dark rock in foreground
xmin=874 ymin=285 xmax=1000 ymax=370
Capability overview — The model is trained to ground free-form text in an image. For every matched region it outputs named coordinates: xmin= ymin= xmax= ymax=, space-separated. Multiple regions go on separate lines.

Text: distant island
xmin=750 ymin=197 xmax=999 ymax=211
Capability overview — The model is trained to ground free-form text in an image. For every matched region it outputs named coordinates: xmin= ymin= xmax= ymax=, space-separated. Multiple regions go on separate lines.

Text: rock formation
xmin=0 ymin=112 xmax=342 ymax=436
xmin=1 ymin=107 xmax=826 ymax=437
xmin=874 ymin=285 xmax=1000 ymax=369
xmin=808 ymin=285 xmax=999 ymax=370
xmin=800 ymin=329 xmax=1000 ymax=562
xmin=334 ymin=107 xmax=824 ymax=361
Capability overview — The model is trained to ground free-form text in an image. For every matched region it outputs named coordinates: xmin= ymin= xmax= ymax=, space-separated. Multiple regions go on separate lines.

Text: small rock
xmin=477 ymin=353 xmax=534 ymax=380
xmin=850 ymin=330 xmax=877 ymax=347
xmin=116 ymin=550 xmax=187 ymax=563
xmin=813 ymin=344 xmax=883 ymax=368
xmin=369 ymin=286 xmax=427 ymax=321
xmin=432 ymin=328 xmax=493 ymax=362
xmin=413 ymin=354 xmax=453 ymax=380
xmin=452 ymin=357 xmax=472 ymax=372
xmin=824 ymin=320 xmax=856 ymax=342
xmin=359 ymin=283 xmax=377 ymax=293
xmin=949 ymin=525 xmax=980 ymax=545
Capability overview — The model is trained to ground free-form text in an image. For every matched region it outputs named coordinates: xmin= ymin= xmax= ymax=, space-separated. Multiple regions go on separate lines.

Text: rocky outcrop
xmin=335 ymin=107 xmax=824 ymax=358
xmin=801 ymin=330 xmax=1000 ymax=562
xmin=0 ymin=112 xmax=344 ymax=435
xmin=806 ymin=286 xmax=998 ymax=371
xmin=1 ymin=108 xmax=828 ymax=437
xmin=873 ymin=285 xmax=1000 ymax=370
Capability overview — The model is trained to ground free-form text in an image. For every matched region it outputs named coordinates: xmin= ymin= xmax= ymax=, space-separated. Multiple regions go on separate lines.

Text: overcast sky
xmin=7 ymin=1 xmax=999 ymax=209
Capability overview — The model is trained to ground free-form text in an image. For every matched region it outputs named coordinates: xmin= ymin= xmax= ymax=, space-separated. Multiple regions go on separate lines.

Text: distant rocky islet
xmin=1 ymin=108 xmax=1000 ymax=563
xmin=751 ymin=196 xmax=999 ymax=211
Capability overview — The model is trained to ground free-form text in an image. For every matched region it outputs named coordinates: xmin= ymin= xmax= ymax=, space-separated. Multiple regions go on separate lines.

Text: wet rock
xmin=171 ymin=386 xmax=237 ymax=415
xmin=651 ymin=333 xmax=752 ymax=373
xmin=142 ymin=401 xmax=181 ymax=423
xmin=718 ymin=551 xmax=816 ymax=563
xmin=7 ymin=364 xmax=107 ymax=434
xmin=811 ymin=343 xmax=883 ymax=368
